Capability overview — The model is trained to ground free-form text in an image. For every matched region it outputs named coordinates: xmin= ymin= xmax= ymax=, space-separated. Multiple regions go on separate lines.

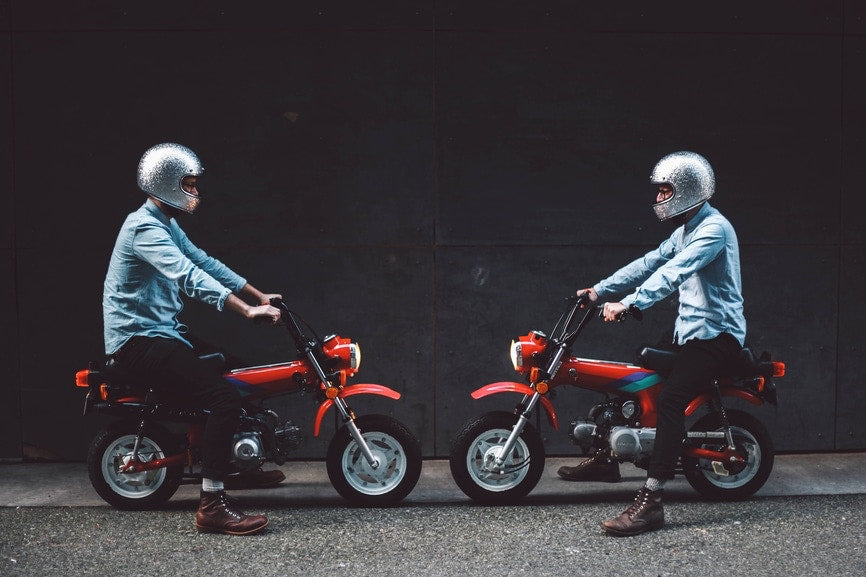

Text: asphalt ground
xmin=1 ymin=454 xmax=865 ymax=577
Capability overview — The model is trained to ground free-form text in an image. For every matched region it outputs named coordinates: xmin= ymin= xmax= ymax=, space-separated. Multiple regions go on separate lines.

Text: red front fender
xmin=684 ymin=388 xmax=763 ymax=416
xmin=470 ymin=381 xmax=559 ymax=430
xmin=313 ymin=384 xmax=402 ymax=437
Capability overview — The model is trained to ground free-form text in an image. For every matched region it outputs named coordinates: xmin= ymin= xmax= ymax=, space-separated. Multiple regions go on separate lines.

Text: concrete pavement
xmin=1 ymin=453 xmax=865 ymax=577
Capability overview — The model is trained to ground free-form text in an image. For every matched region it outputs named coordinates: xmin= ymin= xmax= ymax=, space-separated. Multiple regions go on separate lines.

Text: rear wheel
xmin=87 ymin=422 xmax=183 ymax=510
xmin=682 ymin=409 xmax=774 ymax=500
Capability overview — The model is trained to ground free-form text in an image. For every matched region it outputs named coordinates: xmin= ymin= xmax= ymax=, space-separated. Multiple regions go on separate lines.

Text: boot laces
xmin=219 ymin=493 xmax=245 ymax=520
xmin=625 ymin=488 xmax=653 ymax=518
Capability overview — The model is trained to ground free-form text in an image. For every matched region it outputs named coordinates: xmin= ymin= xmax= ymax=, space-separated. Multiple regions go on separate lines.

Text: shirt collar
xmin=144 ymin=197 xmax=173 ymax=226
xmin=683 ymin=202 xmax=712 ymax=232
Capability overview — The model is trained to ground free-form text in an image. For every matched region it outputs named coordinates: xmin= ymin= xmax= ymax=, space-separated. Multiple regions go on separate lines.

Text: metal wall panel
xmin=9 ymin=1 xmax=431 ymax=31
xmin=837 ymin=35 xmax=866 ymax=448
xmin=436 ymin=31 xmax=840 ymax=248
xmin=11 ymin=29 xmax=433 ymax=252
xmin=845 ymin=0 xmax=866 ymax=35
xmin=739 ymin=246 xmax=838 ymax=451
xmin=3 ymin=2 xmax=863 ymax=462
xmin=0 ymin=30 xmax=20 ymax=460
xmin=1 ymin=31 xmax=10 ymax=250
xmin=842 ymin=37 xmax=865 ymax=246
xmin=0 ymin=249 xmax=20 ymax=460
xmin=435 ymin=1 xmax=842 ymax=34
xmin=838 ymin=247 xmax=865 ymax=449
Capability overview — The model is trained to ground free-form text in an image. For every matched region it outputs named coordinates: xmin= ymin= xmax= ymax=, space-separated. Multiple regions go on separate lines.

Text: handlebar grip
xmin=568 ymin=293 xmax=593 ymax=307
xmin=617 ymin=304 xmax=643 ymax=322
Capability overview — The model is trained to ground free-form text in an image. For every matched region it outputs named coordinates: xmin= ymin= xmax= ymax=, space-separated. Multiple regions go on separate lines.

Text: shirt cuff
xmin=215 ymin=288 xmax=232 ymax=311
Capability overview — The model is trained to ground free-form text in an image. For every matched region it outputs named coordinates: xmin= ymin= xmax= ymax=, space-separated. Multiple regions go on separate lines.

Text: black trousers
xmin=114 ymin=336 xmax=242 ymax=481
xmin=646 ymin=333 xmax=742 ymax=480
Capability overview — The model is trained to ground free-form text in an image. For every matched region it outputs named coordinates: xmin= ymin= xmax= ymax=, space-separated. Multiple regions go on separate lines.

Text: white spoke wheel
xmin=327 ymin=415 xmax=422 ymax=505
xmin=449 ymin=411 xmax=545 ymax=504
xmin=87 ymin=423 xmax=182 ymax=510
xmin=683 ymin=409 xmax=774 ymax=500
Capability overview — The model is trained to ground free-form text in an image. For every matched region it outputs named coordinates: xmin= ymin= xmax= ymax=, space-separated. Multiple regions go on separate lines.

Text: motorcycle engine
xmin=609 ymin=427 xmax=656 ymax=459
xmin=232 ymin=431 xmax=264 ymax=467
xmin=569 ymin=400 xmax=627 ymax=453
xmin=274 ymin=420 xmax=304 ymax=464
xmin=568 ymin=419 xmax=599 ymax=454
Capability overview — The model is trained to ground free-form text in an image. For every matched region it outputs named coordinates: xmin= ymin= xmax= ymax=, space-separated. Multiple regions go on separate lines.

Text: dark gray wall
xmin=2 ymin=1 xmax=864 ymax=461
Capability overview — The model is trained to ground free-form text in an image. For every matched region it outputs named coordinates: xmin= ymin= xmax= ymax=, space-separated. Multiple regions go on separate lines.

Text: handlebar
xmin=265 ymin=297 xmax=322 ymax=353
xmin=554 ymin=294 xmax=642 ymax=349
xmin=619 ymin=304 xmax=643 ymax=322
xmin=567 ymin=294 xmax=643 ymax=322
xmin=269 ymin=296 xmax=287 ymax=310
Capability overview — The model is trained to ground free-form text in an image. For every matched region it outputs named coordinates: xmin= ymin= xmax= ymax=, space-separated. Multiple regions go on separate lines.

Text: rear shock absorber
xmin=710 ymin=381 xmax=736 ymax=450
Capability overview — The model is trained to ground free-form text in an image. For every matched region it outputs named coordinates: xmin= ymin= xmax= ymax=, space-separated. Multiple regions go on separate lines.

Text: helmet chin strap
xmin=669 ymin=202 xmax=704 ymax=226
xmin=150 ymin=196 xmax=184 ymax=219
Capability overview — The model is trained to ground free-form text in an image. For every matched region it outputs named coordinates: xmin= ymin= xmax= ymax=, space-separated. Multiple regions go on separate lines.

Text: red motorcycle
xmin=449 ymin=296 xmax=785 ymax=504
xmin=75 ymin=298 xmax=422 ymax=509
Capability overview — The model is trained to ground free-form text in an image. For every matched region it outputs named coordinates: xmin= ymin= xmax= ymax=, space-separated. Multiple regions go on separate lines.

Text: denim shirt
xmin=594 ymin=202 xmax=746 ymax=346
xmin=103 ymin=199 xmax=247 ymax=354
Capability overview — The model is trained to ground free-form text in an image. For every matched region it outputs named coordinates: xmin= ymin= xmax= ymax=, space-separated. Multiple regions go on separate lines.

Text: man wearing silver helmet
xmin=103 ymin=142 xmax=285 ymax=535
xmin=558 ymin=151 xmax=746 ymax=536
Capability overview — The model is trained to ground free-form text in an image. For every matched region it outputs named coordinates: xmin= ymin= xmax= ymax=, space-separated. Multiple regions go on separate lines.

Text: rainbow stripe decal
xmin=616 ymin=371 xmax=662 ymax=393
xmin=225 ymin=377 xmax=260 ymax=397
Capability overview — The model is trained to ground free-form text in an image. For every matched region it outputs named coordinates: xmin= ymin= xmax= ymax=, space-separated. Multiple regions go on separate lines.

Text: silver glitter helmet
xmin=136 ymin=143 xmax=204 ymax=213
xmin=650 ymin=151 xmax=714 ymax=221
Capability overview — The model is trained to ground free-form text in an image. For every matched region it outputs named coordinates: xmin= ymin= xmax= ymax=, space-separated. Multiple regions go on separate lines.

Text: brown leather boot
xmin=557 ymin=450 xmax=621 ymax=482
xmin=195 ymin=490 xmax=269 ymax=535
xmin=600 ymin=486 xmax=664 ymax=536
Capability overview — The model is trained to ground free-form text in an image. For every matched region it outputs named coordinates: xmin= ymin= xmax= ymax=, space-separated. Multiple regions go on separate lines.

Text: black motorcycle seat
xmin=636 ymin=346 xmax=678 ymax=376
xmin=637 ymin=345 xmax=771 ymax=380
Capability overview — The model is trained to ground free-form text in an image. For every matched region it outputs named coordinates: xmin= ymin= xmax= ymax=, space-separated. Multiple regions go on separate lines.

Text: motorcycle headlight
xmin=323 ymin=336 xmax=361 ymax=373
xmin=510 ymin=340 xmax=522 ymax=370
xmin=349 ymin=343 xmax=361 ymax=371
xmin=510 ymin=331 xmax=547 ymax=374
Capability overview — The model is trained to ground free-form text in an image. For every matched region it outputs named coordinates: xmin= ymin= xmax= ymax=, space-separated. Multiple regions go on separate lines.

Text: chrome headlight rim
xmin=510 ymin=340 xmax=522 ymax=370
xmin=350 ymin=343 xmax=361 ymax=371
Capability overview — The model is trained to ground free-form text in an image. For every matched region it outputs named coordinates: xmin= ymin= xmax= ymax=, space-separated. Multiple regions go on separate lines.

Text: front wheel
xmin=326 ymin=414 xmax=422 ymax=506
xmin=449 ymin=411 xmax=545 ymax=504
xmin=86 ymin=422 xmax=183 ymax=510
xmin=682 ymin=409 xmax=774 ymax=500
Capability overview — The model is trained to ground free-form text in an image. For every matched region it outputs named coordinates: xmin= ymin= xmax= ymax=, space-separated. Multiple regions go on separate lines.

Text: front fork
xmin=332 ymin=395 xmax=381 ymax=470
xmin=490 ymin=345 xmax=566 ymax=472
xmin=489 ymin=392 xmax=541 ymax=472
xmin=307 ymin=349 xmax=381 ymax=470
